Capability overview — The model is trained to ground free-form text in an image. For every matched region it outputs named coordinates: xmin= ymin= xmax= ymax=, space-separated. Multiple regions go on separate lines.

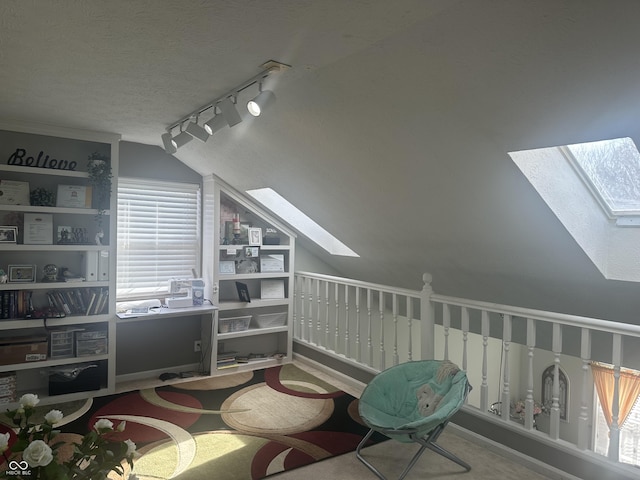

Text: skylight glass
xmin=246 ymin=188 xmax=359 ymax=257
xmin=566 ymin=137 xmax=640 ymax=215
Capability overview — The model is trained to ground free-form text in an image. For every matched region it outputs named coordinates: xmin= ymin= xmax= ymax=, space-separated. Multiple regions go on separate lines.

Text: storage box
xmin=48 ymin=362 xmax=105 ymax=396
xmin=253 ymin=312 xmax=287 ymax=328
xmin=49 ymin=329 xmax=76 ymax=359
xmin=75 ymin=329 xmax=108 ymax=356
xmin=218 ymin=315 xmax=251 ymax=333
xmin=0 ymin=331 xmax=48 ymax=365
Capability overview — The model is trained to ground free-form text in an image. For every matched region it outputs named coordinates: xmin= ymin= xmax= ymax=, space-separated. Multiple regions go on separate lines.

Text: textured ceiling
xmin=2 ymin=0 xmax=640 ymax=323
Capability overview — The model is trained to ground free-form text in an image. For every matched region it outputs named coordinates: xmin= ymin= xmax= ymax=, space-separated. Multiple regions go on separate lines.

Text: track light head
xmin=218 ymin=97 xmax=243 ymax=127
xmin=247 ymin=90 xmax=276 ymax=117
xmin=204 ymin=114 xmax=227 ymax=136
xmin=172 ymin=130 xmax=193 ymax=149
xmin=161 ymin=132 xmax=177 ymax=154
xmin=185 ymin=120 xmax=210 ymax=142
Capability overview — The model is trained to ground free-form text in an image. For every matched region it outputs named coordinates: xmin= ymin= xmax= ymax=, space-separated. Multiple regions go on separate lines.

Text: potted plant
xmin=87 ymin=152 xmax=112 ymax=227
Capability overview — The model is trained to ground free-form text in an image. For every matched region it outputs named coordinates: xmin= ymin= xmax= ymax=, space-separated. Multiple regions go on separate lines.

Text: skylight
xmin=565 ymin=137 xmax=640 ymax=217
xmin=246 ymin=188 xmax=359 ymax=257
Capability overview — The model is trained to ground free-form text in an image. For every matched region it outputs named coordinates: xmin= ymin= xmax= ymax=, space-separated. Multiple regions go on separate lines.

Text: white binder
xmin=98 ymin=250 xmax=109 ymax=281
xmin=84 ymin=251 xmax=99 ymax=282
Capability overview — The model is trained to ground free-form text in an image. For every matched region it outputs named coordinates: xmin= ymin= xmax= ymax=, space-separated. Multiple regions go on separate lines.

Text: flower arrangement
xmin=512 ymin=399 xmax=545 ymax=418
xmin=0 ymin=394 xmax=136 ymax=479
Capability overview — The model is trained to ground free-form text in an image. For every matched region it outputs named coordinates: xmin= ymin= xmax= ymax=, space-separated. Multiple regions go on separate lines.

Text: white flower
xmin=0 ymin=432 xmax=10 ymax=454
xmin=23 ymin=440 xmax=53 ymax=467
xmin=116 ymin=420 xmax=126 ymax=432
xmin=124 ymin=439 xmax=137 ymax=457
xmin=94 ymin=418 xmax=114 ymax=432
xmin=19 ymin=393 xmax=39 ymax=408
xmin=44 ymin=409 xmax=64 ymax=425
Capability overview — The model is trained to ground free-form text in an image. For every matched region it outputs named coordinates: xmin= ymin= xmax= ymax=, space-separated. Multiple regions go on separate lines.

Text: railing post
xmin=609 ymin=334 xmax=623 ymax=461
xmin=549 ymin=323 xmax=562 ymax=440
xmin=578 ymin=327 xmax=591 ymax=450
xmin=420 ymin=273 xmax=435 ymax=360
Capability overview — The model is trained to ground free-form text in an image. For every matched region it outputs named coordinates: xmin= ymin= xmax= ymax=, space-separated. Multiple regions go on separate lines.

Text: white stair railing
xmin=293 ymin=270 xmax=640 ymax=466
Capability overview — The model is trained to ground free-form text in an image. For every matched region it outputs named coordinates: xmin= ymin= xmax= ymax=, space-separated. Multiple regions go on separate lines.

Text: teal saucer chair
xmin=356 ymin=359 xmax=472 ymax=479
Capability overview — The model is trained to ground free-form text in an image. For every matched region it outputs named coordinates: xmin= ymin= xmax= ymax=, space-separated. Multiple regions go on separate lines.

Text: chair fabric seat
xmin=358 ymin=360 xmax=468 ymax=443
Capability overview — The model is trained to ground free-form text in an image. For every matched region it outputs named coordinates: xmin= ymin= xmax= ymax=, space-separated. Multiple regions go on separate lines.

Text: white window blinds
xmin=117 ymin=178 xmax=201 ymax=300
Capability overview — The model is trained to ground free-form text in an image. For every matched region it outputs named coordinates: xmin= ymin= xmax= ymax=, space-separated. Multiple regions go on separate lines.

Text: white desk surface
xmin=117 ymin=304 xmax=217 ymax=321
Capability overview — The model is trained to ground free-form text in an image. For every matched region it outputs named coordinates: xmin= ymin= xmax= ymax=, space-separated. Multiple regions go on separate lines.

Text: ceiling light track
xmin=162 ymin=60 xmax=290 ymax=153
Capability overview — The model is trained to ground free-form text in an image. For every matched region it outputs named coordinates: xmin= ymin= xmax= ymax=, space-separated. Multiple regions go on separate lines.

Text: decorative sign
xmin=7 ymin=148 xmax=77 ymax=171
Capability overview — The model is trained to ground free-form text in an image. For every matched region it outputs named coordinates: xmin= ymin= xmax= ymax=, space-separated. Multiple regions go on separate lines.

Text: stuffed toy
xmin=416 ymin=383 xmax=443 ymax=417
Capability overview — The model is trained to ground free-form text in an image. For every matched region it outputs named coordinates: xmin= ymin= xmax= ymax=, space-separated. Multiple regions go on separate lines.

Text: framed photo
xmin=56 ymin=184 xmax=92 ymax=208
xmin=244 ymin=246 xmax=259 ymax=258
xmin=260 ymin=254 xmax=285 ymax=273
xmin=8 ymin=264 xmax=36 ymax=283
xmin=0 ymin=226 xmax=17 ymax=243
xmin=0 ymin=180 xmax=30 ymax=205
xmin=235 ymin=281 xmax=251 ymax=302
xmin=248 ymin=227 xmax=262 ymax=246
xmin=219 ymin=260 xmax=236 ymax=274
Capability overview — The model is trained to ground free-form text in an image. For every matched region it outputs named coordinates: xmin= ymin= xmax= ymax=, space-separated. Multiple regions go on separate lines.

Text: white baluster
xmin=315 ymin=279 xmax=321 ymax=345
xmin=461 ymin=307 xmax=469 ymax=371
xmin=325 ymin=281 xmax=330 ymax=349
xmin=407 ymin=296 xmax=413 ymax=362
xmin=443 ymin=304 xmax=451 ymax=361
xmin=609 ymin=334 xmax=623 ymax=461
xmin=379 ymin=290 xmax=385 ymax=371
xmin=549 ymin=323 xmax=562 ymax=440
xmin=307 ymin=277 xmax=313 ymax=344
xmin=355 ymin=287 xmax=361 ymax=362
xmin=578 ymin=328 xmax=591 ymax=450
xmin=525 ymin=318 xmax=536 ymax=430
xmin=293 ymin=275 xmax=299 ymax=339
xmin=345 ymin=285 xmax=351 ymax=358
xmin=480 ymin=310 xmax=489 ymax=412
xmin=367 ymin=288 xmax=373 ymax=367
xmin=392 ymin=293 xmax=399 ymax=366
xmin=501 ymin=314 xmax=512 ymax=423
xmin=335 ymin=283 xmax=340 ymax=352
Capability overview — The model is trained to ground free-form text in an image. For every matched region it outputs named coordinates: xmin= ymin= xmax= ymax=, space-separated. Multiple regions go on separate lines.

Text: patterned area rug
xmin=1 ymin=365 xmax=385 ymax=479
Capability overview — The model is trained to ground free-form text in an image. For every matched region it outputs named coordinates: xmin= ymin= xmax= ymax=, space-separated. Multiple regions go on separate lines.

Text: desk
xmin=117 ymin=304 xmax=217 ymax=322
xmin=115 ymin=305 xmax=218 ymax=383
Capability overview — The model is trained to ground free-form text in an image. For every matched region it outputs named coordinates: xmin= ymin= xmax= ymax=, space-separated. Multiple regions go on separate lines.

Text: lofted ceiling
xmin=2 ymin=0 xmax=640 ymax=323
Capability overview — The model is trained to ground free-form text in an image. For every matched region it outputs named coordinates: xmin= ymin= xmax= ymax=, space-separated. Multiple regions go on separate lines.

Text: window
xmin=117 ymin=178 xmax=201 ymax=300
xmin=565 ymin=137 xmax=640 ymax=218
xmin=246 ymin=187 xmax=358 ymax=257
xmin=594 ymin=390 xmax=640 ymax=466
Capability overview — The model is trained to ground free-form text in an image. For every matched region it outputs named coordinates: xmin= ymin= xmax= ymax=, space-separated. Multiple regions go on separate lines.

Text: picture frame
xmin=0 ymin=180 xmax=30 ymax=205
xmin=8 ymin=264 xmax=36 ymax=283
xmin=244 ymin=246 xmax=259 ymax=258
xmin=235 ymin=281 xmax=251 ymax=302
xmin=248 ymin=227 xmax=262 ymax=246
xmin=260 ymin=254 xmax=285 ymax=273
xmin=56 ymin=184 xmax=92 ymax=208
xmin=0 ymin=226 xmax=18 ymax=243
xmin=219 ymin=260 xmax=236 ymax=274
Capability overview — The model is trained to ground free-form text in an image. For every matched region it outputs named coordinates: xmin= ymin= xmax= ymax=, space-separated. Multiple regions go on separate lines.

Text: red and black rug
xmin=2 ymin=364 xmax=385 ymax=479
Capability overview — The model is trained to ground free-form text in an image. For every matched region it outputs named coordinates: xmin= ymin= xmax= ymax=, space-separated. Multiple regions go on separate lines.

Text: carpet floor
xmin=1 ymin=364 xmax=386 ymax=479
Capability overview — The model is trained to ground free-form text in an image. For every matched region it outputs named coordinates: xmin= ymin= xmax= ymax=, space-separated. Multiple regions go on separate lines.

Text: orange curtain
xmin=591 ymin=362 xmax=640 ymax=428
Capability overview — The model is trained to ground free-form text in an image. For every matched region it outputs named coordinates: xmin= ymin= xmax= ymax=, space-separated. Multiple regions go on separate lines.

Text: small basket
xmin=218 ymin=315 xmax=251 ymax=333
xmin=253 ymin=312 xmax=287 ymax=328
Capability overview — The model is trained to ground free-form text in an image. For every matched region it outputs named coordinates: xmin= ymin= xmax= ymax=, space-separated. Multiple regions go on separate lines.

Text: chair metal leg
xmin=357 ymin=428 xmax=471 ymax=479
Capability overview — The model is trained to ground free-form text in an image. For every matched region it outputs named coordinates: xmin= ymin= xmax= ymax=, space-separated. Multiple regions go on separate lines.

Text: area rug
xmin=1 ymin=364 xmax=386 ymax=479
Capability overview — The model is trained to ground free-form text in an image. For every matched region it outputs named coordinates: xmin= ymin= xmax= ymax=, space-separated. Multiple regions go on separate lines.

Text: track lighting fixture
xmin=247 ymin=89 xmax=276 ymax=117
xmin=218 ymin=96 xmax=243 ymax=127
xmin=204 ymin=111 xmax=227 ymax=136
xmin=185 ymin=119 xmax=210 ymax=142
xmin=172 ymin=129 xmax=193 ymax=149
xmin=161 ymin=131 xmax=177 ymax=154
xmin=160 ymin=60 xmax=290 ymax=153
